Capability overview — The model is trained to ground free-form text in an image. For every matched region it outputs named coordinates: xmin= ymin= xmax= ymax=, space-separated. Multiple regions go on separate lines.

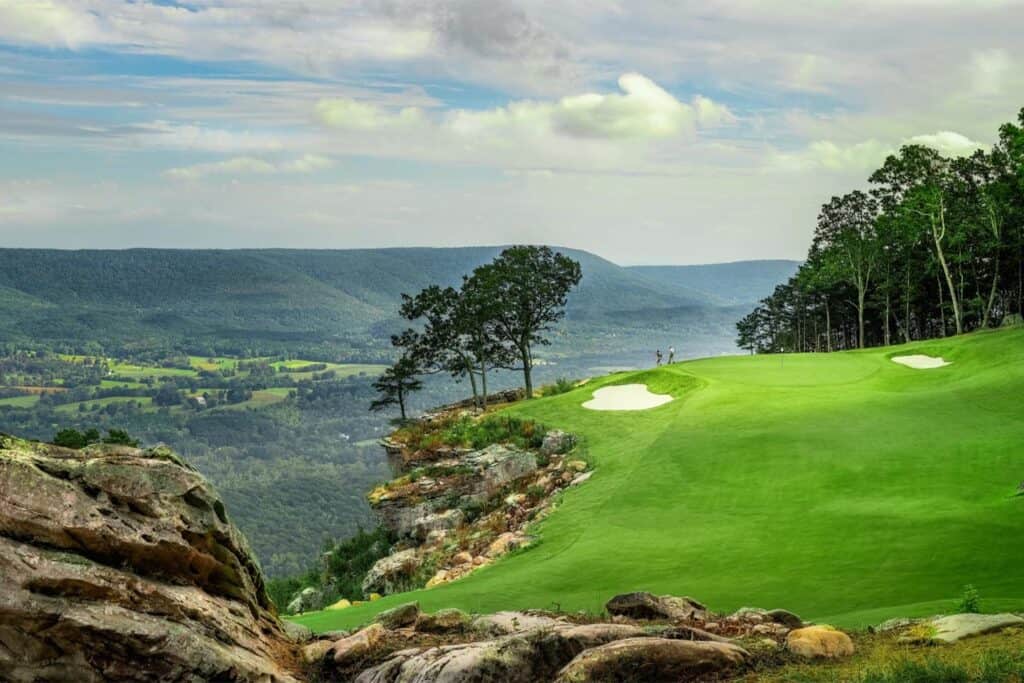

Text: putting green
xmin=294 ymin=327 xmax=1024 ymax=632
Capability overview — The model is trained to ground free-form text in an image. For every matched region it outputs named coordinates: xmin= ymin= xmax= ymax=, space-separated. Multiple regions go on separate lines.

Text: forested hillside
xmin=739 ymin=109 xmax=1024 ymax=352
xmin=630 ymin=260 xmax=800 ymax=305
xmin=0 ymin=247 xmax=720 ymax=360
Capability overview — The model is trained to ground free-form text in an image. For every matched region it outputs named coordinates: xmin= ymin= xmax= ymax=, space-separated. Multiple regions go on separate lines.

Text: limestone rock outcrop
xmin=0 ymin=435 xmax=299 ymax=682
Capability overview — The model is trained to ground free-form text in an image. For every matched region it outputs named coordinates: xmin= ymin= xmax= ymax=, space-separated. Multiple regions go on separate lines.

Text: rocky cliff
xmin=0 ymin=434 xmax=300 ymax=682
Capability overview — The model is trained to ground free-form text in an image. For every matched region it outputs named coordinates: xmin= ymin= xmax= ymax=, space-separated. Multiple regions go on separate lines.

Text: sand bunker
xmin=891 ymin=354 xmax=951 ymax=369
xmin=582 ymin=384 xmax=673 ymax=411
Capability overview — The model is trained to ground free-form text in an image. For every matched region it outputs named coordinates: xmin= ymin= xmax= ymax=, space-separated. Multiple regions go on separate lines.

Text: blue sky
xmin=1 ymin=1 xmax=1022 ymax=263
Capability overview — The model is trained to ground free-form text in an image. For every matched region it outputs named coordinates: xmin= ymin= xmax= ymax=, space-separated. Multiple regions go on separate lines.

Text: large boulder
xmin=556 ymin=638 xmax=749 ymax=682
xmin=287 ymin=586 xmax=324 ymax=614
xmin=466 ymin=444 xmax=539 ymax=493
xmin=374 ymin=601 xmax=421 ymax=629
xmin=786 ymin=626 xmax=855 ymax=658
xmin=415 ymin=608 xmax=471 ymax=634
xmin=910 ymin=613 xmax=1024 ymax=644
xmin=333 ymin=623 xmax=387 ymax=666
xmin=413 ymin=508 xmax=464 ymax=542
xmin=605 ymin=592 xmax=709 ymax=622
xmin=353 ymin=622 xmax=647 ymax=683
xmin=541 ymin=430 xmax=575 ymax=456
xmin=0 ymin=435 xmax=299 ymax=682
xmin=361 ymin=548 xmax=423 ymax=595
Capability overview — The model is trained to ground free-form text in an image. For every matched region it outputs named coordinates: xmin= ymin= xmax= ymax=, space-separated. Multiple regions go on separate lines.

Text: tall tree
xmin=872 ymin=145 xmax=964 ymax=334
xmin=369 ymin=356 xmax=422 ymax=421
xmin=812 ymin=191 xmax=881 ymax=348
xmin=469 ymin=246 xmax=582 ymax=398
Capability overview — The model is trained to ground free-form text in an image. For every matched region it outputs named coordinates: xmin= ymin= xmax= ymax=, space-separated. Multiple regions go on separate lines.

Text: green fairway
xmin=294 ymin=327 xmax=1024 ymax=632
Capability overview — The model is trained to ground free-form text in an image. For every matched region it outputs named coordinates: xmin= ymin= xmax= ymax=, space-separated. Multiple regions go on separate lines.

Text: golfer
xmin=668 ymin=346 xmax=675 ymax=364
xmin=656 ymin=349 xmax=663 ymax=366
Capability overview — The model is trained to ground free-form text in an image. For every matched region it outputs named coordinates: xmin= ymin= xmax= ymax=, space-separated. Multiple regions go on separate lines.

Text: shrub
xmin=958 ymin=584 xmax=981 ymax=614
xmin=540 ymin=377 xmax=576 ymax=397
xmin=323 ymin=526 xmax=395 ymax=601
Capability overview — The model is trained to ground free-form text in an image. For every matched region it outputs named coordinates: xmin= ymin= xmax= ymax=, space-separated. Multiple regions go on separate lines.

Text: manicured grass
xmin=215 ymin=389 xmax=291 ymax=411
xmin=294 ymin=327 xmax=1024 ymax=633
xmin=108 ymin=361 xmax=196 ymax=379
xmin=0 ymin=395 xmax=40 ymax=408
xmin=188 ymin=355 xmax=241 ymax=372
xmin=54 ymin=396 xmax=154 ymax=414
xmin=270 ymin=360 xmax=386 ymax=379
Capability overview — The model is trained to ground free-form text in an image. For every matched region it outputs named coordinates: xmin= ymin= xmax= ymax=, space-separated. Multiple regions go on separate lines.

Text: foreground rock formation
xmin=303 ymin=592 xmax=842 ymax=681
xmin=0 ymin=434 xmax=300 ymax=682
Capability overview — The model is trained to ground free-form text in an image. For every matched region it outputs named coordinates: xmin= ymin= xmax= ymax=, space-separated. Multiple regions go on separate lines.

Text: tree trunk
xmin=398 ymin=388 xmax=407 ymax=421
xmin=857 ymin=286 xmax=866 ymax=349
xmin=480 ymin=357 xmax=489 ymax=410
xmin=932 ymin=208 xmax=963 ymax=334
xmin=982 ymin=267 xmax=999 ymax=329
xmin=883 ymin=290 xmax=891 ymax=346
xmin=825 ymin=299 xmax=832 ymax=352
xmin=520 ymin=343 xmax=533 ymax=399
xmin=903 ymin=266 xmax=912 ymax=343
xmin=937 ymin=270 xmax=947 ymax=337
xmin=465 ymin=358 xmax=480 ymax=411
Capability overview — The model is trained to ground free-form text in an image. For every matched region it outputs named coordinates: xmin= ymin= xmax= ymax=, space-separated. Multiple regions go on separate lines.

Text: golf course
xmin=294 ymin=326 xmax=1024 ymax=633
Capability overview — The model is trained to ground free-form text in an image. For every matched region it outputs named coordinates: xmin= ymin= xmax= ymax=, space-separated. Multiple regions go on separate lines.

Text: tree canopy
xmin=739 ymin=107 xmax=1024 ymax=353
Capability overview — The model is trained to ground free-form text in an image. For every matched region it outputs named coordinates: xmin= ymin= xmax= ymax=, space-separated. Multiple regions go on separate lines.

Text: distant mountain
xmin=0 ymin=248 xmax=722 ymax=354
xmin=628 ymin=260 xmax=801 ymax=306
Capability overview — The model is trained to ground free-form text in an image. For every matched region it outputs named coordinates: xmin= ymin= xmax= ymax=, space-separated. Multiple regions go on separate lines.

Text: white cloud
xmin=315 ymin=99 xmax=426 ymax=130
xmin=771 ymin=139 xmax=894 ymax=172
xmin=164 ymin=155 xmax=334 ymax=181
xmin=907 ymin=131 xmax=987 ymax=157
xmin=446 ymin=73 xmax=731 ymax=140
xmin=0 ymin=0 xmax=103 ymax=48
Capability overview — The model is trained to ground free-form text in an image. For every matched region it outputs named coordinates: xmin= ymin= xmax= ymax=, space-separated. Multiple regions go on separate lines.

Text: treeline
xmin=372 ymin=246 xmax=582 ymax=419
xmin=738 ymin=109 xmax=1024 ymax=353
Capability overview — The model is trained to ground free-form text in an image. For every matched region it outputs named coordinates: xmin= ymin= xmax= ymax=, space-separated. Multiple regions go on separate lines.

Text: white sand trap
xmin=891 ymin=354 xmax=951 ymax=369
xmin=582 ymin=384 xmax=673 ymax=411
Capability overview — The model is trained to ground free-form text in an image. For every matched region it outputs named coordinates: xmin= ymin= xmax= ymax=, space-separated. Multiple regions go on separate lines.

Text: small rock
xmin=415 ymin=608 xmax=470 ymax=633
xmin=333 ymin=623 xmax=386 ymax=665
xmin=425 ymin=570 xmax=449 ymax=589
xmin=570 ymin=472 xmax=593 ymax=487
xmin=375 ymin=601 xmax=421 ymax=629
xmin=764 ymin=609 xmax=803 ymax=629
xmin=301 ymin=639 xmax=334 ymax=664
xmin=786 ymin=626 xmax=855 ymax=659
xmin=555 ymin=637 xmax=748 ymax=682
xmin=282 ymin=620 xmax=313 ymax=643
xmin=566 ymin=459 xmax=588 ymax=473
xmin=752 ymin=623 xmax=789 ymax=637
xmin=605 ymin=592 xmax=708 ymax=622
xmin=486 ymin=532 xmax=528 ymax=558
xmin=541 ymin=430 xmax=575 ymax=456
xmin=472 ymin=555 xmax=488 ymax=566
xmin=505 ymin=493 xmax=527 ymax=507
xmin=452 ymin=551 xmax=473 ymax=566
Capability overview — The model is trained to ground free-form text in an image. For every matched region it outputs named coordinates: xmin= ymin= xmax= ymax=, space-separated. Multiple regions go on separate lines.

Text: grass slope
xmin=295 ymin=327 xmax=1024 ymax=632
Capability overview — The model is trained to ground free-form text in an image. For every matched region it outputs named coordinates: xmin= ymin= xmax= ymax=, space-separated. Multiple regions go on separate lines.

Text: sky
xmin=0 ymin=1 xmax=1022 ymax=264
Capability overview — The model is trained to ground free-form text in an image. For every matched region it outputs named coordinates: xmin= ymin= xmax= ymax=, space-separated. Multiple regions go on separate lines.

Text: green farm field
xmin=295 ymin=327 xmax=1024 ymax=632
